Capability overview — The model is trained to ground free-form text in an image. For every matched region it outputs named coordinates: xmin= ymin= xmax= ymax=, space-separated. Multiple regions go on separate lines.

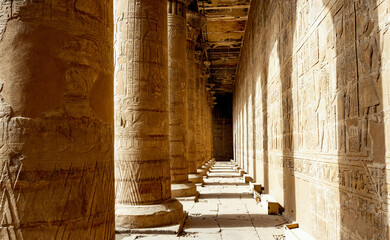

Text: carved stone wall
xmin=0 ymin=0 xmax=115 ymax=238
xmin=233 ymin=0 xmax=390 ymax=239
xmin=213 ymin=95 xmax=233 ymax=162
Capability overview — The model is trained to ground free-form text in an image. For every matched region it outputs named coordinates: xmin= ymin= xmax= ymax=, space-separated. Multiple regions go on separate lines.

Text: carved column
xmin=168 ymin=0 xmax=197 ymax=197
xmin=195 ymin=55 xmax=207 ymax=176
xmin=208 ymin=104 xmax=212 ymax=160
xmin=206 ymin=85 xmax=212 ymax=162
xmin=208 ymin=91 xmax=215 ymax=161
xmin=199 ymin=67 xmax=209 ymax=166
xmin=114 ymin=0 xmax=183 ymax=229
xmin=209 ymin=102 xmax=214 ymax=159
xmin=186 ymin=11 xmax=205 ymax=184
xmin=202 ymin=68 xmax=208 ymax=163
xmin=0 ymin=1 xmax=115 ymax=239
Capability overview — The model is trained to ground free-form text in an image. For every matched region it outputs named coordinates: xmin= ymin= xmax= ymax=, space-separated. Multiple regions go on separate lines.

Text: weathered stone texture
xmin=186 ymin=10 xmax=205 ymax=181
xmin=168 ymin=0 xmax=189 ymax=184
xmin=0 ymin=0 xmax=115 ymax=239
xmin=233 ymin=0 xmax=390 ymax=239
xmin=168 ymin=0 xmax=197 ymax=198
xmin=114 ymin=0 xmax=182 ymax=228
xmin=186 ymin=43 xmax=198 ymax=175
xmin=195 ymin=57 xmax=204 ymax=168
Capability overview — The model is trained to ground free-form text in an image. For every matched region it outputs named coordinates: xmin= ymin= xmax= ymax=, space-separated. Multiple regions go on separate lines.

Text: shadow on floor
xmin=198 ymin=193 xmax=253 ymax=199
xmin=207 ymin=175 xmax=242 ymax=178
xmin=203 ymin=182 xmax=248 ymax=186
xmin=184 ymin=213 xmax=287 ymax=229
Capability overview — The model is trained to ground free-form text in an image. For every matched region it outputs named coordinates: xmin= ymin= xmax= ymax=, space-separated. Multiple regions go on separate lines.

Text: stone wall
xmin=233 ymin=0 xmax=390 ymax=239
xmin=213 ymin=95 xmax=233 ymax=162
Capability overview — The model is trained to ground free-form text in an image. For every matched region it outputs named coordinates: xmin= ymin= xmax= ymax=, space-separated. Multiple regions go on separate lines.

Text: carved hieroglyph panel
xmin=233 ymin=0 xmax=389 ymax=239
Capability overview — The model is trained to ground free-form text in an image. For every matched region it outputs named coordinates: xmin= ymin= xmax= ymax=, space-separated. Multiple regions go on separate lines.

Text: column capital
xmin=186 ymin=10 xmax=206 ymax=43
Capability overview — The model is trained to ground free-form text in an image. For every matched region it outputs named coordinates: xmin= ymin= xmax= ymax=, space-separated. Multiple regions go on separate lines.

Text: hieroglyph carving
xmin=233 ymin=0 xmax=389 ymax=239
xmin=0 ymin=0 xmax=115 ymax=239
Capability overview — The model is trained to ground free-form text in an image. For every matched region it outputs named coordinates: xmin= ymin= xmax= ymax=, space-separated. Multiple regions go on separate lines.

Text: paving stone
xmin=220 ymin=229 xmax=260 ymax=240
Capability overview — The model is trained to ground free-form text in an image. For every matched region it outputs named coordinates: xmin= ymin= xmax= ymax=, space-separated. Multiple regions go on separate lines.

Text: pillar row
xmin=186 ymin=10 xmax=205 ymax=184
xmin=168 ymin=0 xmax=198 ymax=198
xmin=114 ymin=0 xmax=183 ymax=229
xmin=194 ymin=54 xmax=207 ymax=175
xmin=0 ymin=1 xmax=115 ymax=238
xmin=201 ymin=68 xmax=209 ymax=163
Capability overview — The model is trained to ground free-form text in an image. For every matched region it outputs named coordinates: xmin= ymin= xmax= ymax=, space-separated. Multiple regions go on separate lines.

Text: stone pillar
xmin=114 ymin=0 xmax=183 ymax=229
xmin=0 ymin=1 xmax=115 ymax=239
xmin=209 ymin=93 xmax=215 ymax=160
xmin=202 ymin=69 xmax=208 ymax=163
xmin=168 ymin=0 xmax=197 ymax=198
xmin=205 ymin=98 xmax=210 ymax=161
xmin=210 ymin=102 xmax=214 ymax=159
xmin=208 ymin=95 xmax=213 ymax=160
xmin=200 ymin=68 xmax=206 ymax=165
xmin=194 ymin=55 xmax=208 ymax=176
xmin=186 ymin=10 xmax=205 ymax=184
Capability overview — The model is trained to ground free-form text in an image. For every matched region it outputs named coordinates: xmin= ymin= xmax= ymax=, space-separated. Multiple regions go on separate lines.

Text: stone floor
xmin=117 ymin=161 xmax=287 ymax=240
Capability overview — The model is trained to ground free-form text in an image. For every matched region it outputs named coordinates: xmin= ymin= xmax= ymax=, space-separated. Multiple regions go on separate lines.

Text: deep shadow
xmin=207 ymin=175 xmax=242 ymax=178
xmin=203 ymin=182 xmax=248 ymax=186
xmin=199 ymin=193 xmax=253 ymax=199
xmin=183 ymin=214 xmax=286 ymax=229
xmin=208 ymin=170 xmax=238 ymax=173
xmin=212 ymin=95 xmax=233 ymax=162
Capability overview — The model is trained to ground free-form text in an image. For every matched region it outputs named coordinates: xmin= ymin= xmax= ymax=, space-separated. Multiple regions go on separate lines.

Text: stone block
xmin=250 ymin=182 xmax=263 ymax=194
xmin=243 ymin=174 xmax=253 ymax=183
xmin=284 ymin=223 xmax=315 ymax=240
xmin=239 ymin=169 xmax=246 ymax=176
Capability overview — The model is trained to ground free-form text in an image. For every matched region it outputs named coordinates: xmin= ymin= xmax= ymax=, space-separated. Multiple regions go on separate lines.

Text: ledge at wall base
xmin=284 ymin=223 xmax=315 ymax=240
xmin=243 ymin=174 xmax=253 ymax=183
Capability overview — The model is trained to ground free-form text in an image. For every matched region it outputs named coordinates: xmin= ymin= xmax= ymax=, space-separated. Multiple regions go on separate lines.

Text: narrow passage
xmin=117 ymin=161 xmax=287 ymax=240
xmin=180 ymin=161 xmax=286 ymax=240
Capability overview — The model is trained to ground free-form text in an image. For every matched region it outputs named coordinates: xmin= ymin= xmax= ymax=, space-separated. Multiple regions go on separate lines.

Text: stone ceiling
xmin=198 ymin=0 xmax=250 ymax=95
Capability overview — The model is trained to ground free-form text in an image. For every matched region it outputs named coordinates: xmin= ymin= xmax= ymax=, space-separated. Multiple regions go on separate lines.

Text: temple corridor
xmin=0 ymin=0 xmax=390 ymax=239
xmin=117 ymin=161 xmax=286 ymax=240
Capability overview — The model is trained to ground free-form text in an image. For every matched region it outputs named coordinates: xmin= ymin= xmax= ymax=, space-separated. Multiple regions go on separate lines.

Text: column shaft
xmin=194 ymin=57 xmax=205 ymax=171
xmin=114 ymin=0 xmax=183 ymax=229
xmin=186 ymin=45 xmax=198 ymax=177
xmin=0 ymin=1 xmax=115 ymax=238
xmin=168 ymin=0 xmax=197 ymax=197
xmin=186 ymin=11 xmax=204 ymax=183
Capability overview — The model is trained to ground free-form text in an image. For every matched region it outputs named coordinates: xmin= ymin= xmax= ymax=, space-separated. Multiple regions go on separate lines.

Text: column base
xmin=115 ymin=199 xmax=183 ymax=229
xmin=188 ymin=173 xmax=204 ymax=183
xmin=197 ymin=167 xmax=208 ymax=176
xmin=171 ymin=182 xmax=198 ymax=198
xmin=204 ymin=162 xmax=212 ymax=171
